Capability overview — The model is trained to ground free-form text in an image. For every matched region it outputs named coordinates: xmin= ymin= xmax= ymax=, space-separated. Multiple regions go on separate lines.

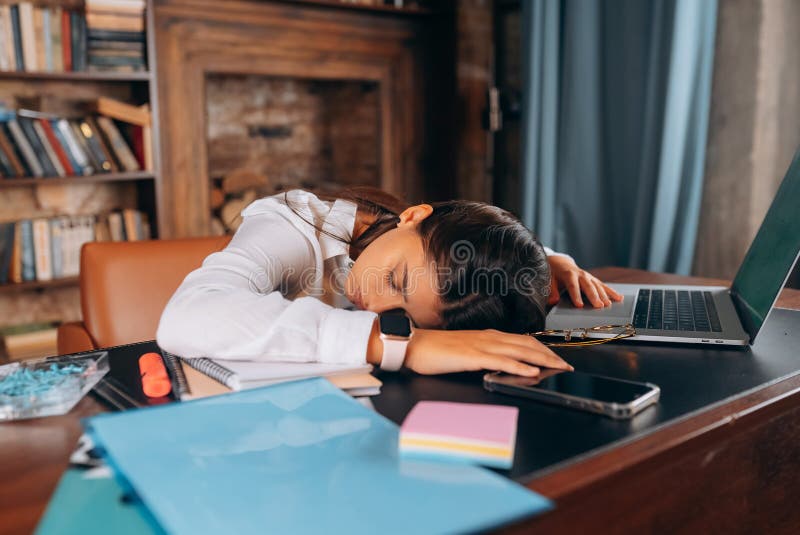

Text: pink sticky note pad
xmin=400 ymin=401 xmax=518 ymax=446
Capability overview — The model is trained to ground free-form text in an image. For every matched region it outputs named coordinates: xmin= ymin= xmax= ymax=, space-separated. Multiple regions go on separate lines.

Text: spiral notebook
xmin=181 ymin=357 xmax=372 ymax=391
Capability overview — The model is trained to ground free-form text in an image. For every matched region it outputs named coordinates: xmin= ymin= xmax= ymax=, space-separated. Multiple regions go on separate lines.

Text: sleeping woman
xmin=156 ymin=188 xmax=622 ymax=376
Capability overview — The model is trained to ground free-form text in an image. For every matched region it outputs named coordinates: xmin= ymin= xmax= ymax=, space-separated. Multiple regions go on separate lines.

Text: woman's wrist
xmin=366 ymin=319 xmax=384 ymax=366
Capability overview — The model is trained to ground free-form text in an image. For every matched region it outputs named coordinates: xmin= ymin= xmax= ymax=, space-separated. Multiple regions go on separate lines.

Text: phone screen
xmin=493 ymin=371 xmax=653 ymax=404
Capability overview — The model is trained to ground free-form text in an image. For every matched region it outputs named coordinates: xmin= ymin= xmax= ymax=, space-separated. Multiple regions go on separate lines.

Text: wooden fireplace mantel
xmin=152 ymin=0 xmax=455 ymax=238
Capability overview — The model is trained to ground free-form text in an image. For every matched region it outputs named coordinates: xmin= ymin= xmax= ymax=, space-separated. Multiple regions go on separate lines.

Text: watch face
xmin=379 ymin=311 xmax=412 ymax=337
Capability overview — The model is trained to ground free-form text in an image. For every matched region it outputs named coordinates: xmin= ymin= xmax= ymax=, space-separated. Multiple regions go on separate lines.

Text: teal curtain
xmin=521 ymin=0 xmax=718 ymax=274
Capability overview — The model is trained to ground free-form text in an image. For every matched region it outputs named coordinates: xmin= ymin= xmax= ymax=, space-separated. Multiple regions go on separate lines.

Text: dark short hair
xmin=291 ymin=187 xmax=552 ymax=333
xmin=416 ymin=201 xmax=550 ymax=333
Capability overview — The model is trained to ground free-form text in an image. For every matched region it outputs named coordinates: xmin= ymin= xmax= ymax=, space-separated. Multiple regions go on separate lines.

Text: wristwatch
xmin=378 ymin=309 xmax=413 ymax=371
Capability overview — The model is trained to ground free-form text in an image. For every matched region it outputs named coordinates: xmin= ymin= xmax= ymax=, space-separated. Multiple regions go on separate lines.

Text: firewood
xmin=220 ymin=189 xmax=258 ymax=232
xmin=210 ymin=187 xmax=225 ymax=209
xmin=210 ymin=216 xmax=226 ymax=236
xmin=222 ymin=168 xmax=268 ymax=194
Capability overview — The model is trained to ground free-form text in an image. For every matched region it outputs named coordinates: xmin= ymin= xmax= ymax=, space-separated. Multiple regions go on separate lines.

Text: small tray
xmin=0 ymin=352 xmax=109 ymax=421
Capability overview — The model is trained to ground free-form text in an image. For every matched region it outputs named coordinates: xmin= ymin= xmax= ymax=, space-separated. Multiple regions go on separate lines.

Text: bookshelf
xmin=0 ymin=71 xmax=151 ymax=82
xmin=0 ymin=276 xmax=79 ymax=294
xmin=0 ymin=170 xmax=154 ymax=187
xmin=0 ymin=0 xmax=161 ymax=337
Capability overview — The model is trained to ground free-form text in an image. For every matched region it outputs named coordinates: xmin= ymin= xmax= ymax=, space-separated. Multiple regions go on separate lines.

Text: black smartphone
xmin=483 ymin=370 xmax=660 ymax=419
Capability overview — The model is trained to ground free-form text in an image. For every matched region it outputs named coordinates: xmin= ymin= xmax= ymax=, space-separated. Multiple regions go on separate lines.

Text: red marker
xmin=139 ymin=352 xmax=172 ymax=398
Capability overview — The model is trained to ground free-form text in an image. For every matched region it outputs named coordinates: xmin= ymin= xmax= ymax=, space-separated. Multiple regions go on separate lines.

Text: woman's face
xmin=345 ymin=205 xmax=442 ymax=328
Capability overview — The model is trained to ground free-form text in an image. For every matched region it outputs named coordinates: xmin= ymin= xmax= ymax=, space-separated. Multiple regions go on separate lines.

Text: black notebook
xmin=60 ymin=340 xmax=189 ymax=410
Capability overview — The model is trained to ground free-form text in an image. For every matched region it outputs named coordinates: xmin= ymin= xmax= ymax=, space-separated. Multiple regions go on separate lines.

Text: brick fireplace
xmin=205 ymin=75 xmax=381 ymax=233
xmin=152 ymin=0 xmax=455 ymax=238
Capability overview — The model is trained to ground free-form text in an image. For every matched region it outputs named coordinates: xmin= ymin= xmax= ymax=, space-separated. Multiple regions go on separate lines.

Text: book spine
xmin=0 ymin=222 xmax=15 ymax=284
xmin=142 ymin=125 xmax=153 ymax=171
xmin=182 ymin=358 xmax=240 ymax=390
xmin=94 ymin=214 xmax=110 ymax=242
xmin=33 ymin=6 xmax=46 ymax=71
xmin=32 ymin=120 xmax=66 ymax=177
xmin=62 ymin=217 xmax=75 ymax=277
xmin=39 ymin=119 xmax=75 ymax=176
xmin=122 ymin=208 xmax=138 ymax=241
xmin=87 ymin=29 xmax=145 ymax=43
xmin=0 ymin=136 xmax=15 ymax=177
xmin=87 ymin=116 xmax=119 ymax=171
xmin=20 ymin=219 xmax=36 ymax=281
xmin=18 ymin=117 xmax=57 ymax=176
xmin=69 ymin=120 xmax=100 ymax=171
xmin=19 ymin=3 xmax=37 ymax=71
xmin=96 ymin=116 xmax=140 ymax=171
xmin=6 ymin=118 xmax=43 ymax=177
xmin=32 ymin=218 xmax=53 ymax=281
xmin=78 ymin=119 xmax=113 ymax=171
xmin=42 ymin=7 xmax=53 ymax=72
xmin=51 ymin=7 xmax=63 ymax=72
xmin=49 ymin=217 xmax=63 ymax=279
xmin=86 ymin=54 xmax=145 ymax=67
xmin=0 ymin=7 xmax=10 ymax=71
xmin=10 ymin=5 xmax=24 ymax=71
xmin=107 ymin=211 xmax=124 ymax=241
xmin=9 ymin=222 xmax=23 ymax=283
xmin=70 ymin=10 xmax=84 ymax=71
xmin=0 ymin=124 xmax=29 ymax=176
xmin=85 ymin=13 xmax=145 ymax=33
xmin=61 ymin=9 xmax=71 ymax=71
xmin=88 ymin=39 xmax=145 ymax=52
xmin=48 ymin=120 xmax=80 ymax=175
xmin=56 ymin=119 xmax=92 ymax=174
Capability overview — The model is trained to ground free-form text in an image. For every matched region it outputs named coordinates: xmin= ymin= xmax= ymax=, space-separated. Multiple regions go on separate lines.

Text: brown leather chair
xmin=57 ymin=236 xmax=231 ymax=355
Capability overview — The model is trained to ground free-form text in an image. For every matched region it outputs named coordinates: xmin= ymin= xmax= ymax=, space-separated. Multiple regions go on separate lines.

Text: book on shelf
xmin=32 ymin=218 xmax=53 ymax=281
xmin=0 ymin=2 xmax=146 ymax=74
xmin=85 ymin=0 xmax=147 ymax=72
xmin=8 ymin=223 xmax=22 ymax=283
xmin=0 ymin=106 xmax=145 ymax=179
xmin=0 ymin=321 xmax=60 ymax=361
xmin=0 ymin=210 xmax=151 ymax=285
xmin=0 ymin=223 xmax=14 ymax=284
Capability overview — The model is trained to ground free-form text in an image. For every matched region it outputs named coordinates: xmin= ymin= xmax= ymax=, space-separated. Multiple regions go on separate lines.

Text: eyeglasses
xmin=529 ymin=323 xmax=636 ymax=347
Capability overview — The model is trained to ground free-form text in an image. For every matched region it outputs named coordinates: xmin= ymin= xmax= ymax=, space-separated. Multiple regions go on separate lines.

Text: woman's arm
xmin=156 ymin=207 xmax=376 ymax=365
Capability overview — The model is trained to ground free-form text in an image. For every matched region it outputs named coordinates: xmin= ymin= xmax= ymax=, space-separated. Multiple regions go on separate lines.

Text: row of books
xmin=0 ymin=209 xmax=152 ymax=285
xmin=0 ymin=1 xmax=146 ymax=74
xmin=86 ymin=0 xmax=147 ymax=72
xmin=0 ymin=107 xmax=144 ymax=179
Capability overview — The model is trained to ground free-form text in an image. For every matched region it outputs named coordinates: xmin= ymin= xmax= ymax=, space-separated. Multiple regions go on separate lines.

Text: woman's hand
xmin=402 ymin=328 xmax=573 ymax=376
xmin=547 ymin=255 xmax=623 ymax=308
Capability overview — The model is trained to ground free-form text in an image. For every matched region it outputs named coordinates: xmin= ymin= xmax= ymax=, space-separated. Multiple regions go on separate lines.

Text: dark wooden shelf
xmin=1 ymin=171 xmax=155 ymax=187
xmin=274 ymin=0 xmax=436 ymax=16
xmin=0 ymin=70 xmax=151 ymax=82
xmin=0 ymin=277 xmax=79 ymax=294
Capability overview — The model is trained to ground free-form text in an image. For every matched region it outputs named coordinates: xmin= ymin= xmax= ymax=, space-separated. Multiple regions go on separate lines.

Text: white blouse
xmin=156 ymin=190 xmax=568 ymax=366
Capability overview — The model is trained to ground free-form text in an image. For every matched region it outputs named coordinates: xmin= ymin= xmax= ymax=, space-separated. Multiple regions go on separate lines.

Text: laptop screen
xmin=731 ymin=148 xmax=800 ymax=342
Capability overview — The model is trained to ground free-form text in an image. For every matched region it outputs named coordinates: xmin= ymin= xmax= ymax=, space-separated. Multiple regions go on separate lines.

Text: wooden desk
xmin=511 ymin=267 xmax=800 ymax=534
xmin=1 ymin=268 xmax=798 ymax=535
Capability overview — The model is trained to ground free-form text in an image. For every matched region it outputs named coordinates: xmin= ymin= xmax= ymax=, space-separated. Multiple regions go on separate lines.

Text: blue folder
xmin=85 ymin=378 xmax=552 ymax=534
xmin=35 ymin=468 xmax=159 ymax=535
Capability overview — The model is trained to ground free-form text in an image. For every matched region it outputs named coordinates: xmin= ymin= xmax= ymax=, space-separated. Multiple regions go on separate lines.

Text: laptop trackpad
xmin=547 ymin=293 xmax=636 ymax=326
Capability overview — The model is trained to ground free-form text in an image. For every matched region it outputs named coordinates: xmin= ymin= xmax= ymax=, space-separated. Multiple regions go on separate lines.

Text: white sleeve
xmin=542 ymin=245 xmax=574 ymax=263
xmin=156 ymin=209 xmax=377 ymax=366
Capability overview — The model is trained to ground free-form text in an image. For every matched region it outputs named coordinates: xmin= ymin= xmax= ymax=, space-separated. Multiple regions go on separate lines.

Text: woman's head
xmin=344 ymin=196 xmax=552 ymax=334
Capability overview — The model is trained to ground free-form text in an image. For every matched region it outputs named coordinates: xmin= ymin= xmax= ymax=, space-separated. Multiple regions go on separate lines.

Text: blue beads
xmin=0 ymin=363 xmax=86 ymax=397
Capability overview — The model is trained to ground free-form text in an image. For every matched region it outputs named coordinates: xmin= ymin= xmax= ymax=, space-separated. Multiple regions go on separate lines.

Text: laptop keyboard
xmin=633 ymin=289 xmax=722 ymax=332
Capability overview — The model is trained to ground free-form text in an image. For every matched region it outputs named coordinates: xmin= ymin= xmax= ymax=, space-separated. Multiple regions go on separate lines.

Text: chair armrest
xmin=57 ymin=322 xmax=97 ymax=355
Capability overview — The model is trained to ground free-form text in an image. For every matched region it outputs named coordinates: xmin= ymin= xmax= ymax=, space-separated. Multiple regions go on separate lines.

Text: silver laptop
xmin=546 ymin=148 xmax=800 ymax=346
